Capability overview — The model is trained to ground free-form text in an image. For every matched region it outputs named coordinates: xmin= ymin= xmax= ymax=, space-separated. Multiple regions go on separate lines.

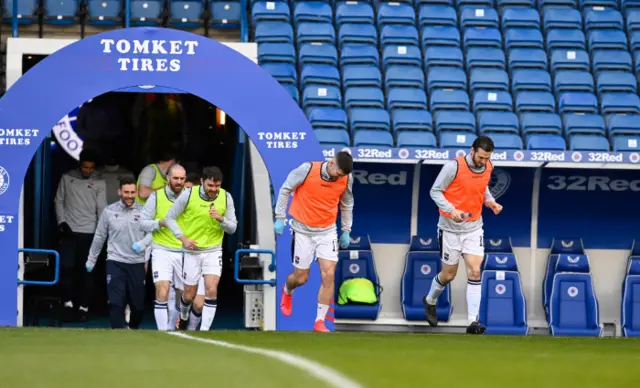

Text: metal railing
xmin=18 ymin=248 xmax=60 ymax=286
xmin=234 ymin=248 xmax=276 ymax=286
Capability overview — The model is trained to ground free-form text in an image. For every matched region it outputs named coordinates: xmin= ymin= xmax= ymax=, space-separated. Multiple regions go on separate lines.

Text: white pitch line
xmin=168 ymin=332 xmax=363 ymax=388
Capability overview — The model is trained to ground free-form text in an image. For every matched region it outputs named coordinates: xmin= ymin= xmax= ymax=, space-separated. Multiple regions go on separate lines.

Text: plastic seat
xmin=427 ymin=67 xmax=467 ymax=92
xmin=505 ymin=28 xmax=544 ymax=52
xmin=473 ymin=90 xmax=513 ymax=112
xmin=258 ymin=43 xmax=296 ymax=64
xmin=302 ymin=85 xmax=342 ymax=113
xmin=607 ymin=114 xmax=640 ymax=136
xmin=612 ymin=135 xmax=640 ymax=151
xmin=387 ymin=88 xmax=429 ymax=110
xmin=43 ymin=0 xmax=78 ymax=25
xmin=521 ymin=112 xmax=562 ymax=136
xmin=512 ymin=69 xmax=552 ymax=93
xmin=342 ymin=65 xmax=382 ymax=89
xmin=630 ymin=30 xmax=640 ymax=52
xmin=251 ymin=1 xmax=290 ymax=25
xmin=353 ymin=130 xmax=394 ymax=148
xmin=479 ymin=269 xmax=529 ymax=335
xmin=384 ymin=45 xmax=422 ymax=69
xmin=87 ymin=0 xmax=120 ymax=26
xmin=478 ymin=111 xmax=520 ymax=134
xmin=466 ymin=48 xmax=505 ymax=70
xmin=130 ymin=0 xmax=163 ymax=26
xmin=308 ymin=107 xmax=348 ymax=131
xmin=377 ymin=2 xmax=415 ymax=26
xmin=626 ymin=10 xmax=640 ymax=34
xmin=261 ymin=62 xmax=297 ymax=85
xmin=539 ymin=0 xmax=578 ymax=10
xmin=293 ymin=1 xmax=332 ymax=24
xmin=397 ymin=131 xmax=438 ymax=148
xmin=298 ymin=43 xmax=337 ymax=67
xmin=501 ymin=8 xmax=540 ymax=30
xmin=593 ymin=50 xmax=632 ymax=73
xmin=380 ymin=25 xmax=419 ymax=47
xmin=460 ymin=7 xmax=499 ymax=30
xmin=335 ymin=2 xmax=374 ymax=26
xmin=549 ymin=273 xmax=602 ymax=337
xmin=435 ymin=111 xmax=476 ymax=134
xmin=463 ymin=27 xmax=502 ymax=49
xmin=385 ymin=66 xmax=425 ymax=89
xmin=550 ymin=50 xmax=590 ymax=74
xmin=491 ymin=133 xmax=524 ymax=149
xmin=421 ymin=26 xmax=461 ymax=48
xmin=526 ymin=134 xmax=567 ymax=150
xmin=508 ymin=48 xmax=548 ymax=71
xmin=515 ymin=91 xmax=556 ymax=114
xmin=314 ymin=128 xmax=350 ymax=148
xmin=430 ymin=89 xmax=470 ymax=112
xmin=392 ymin=109 xmax=434 ymax=132
xmin=300 ymin=64 xmax=340 ymax=89
xmin=254 ymin=21 xmax=293 ymax=43
xmin=418 ymin=5 xmax=457 ymax=29
xmin=349 ymin=108 xmax=391 ymax=132
xmin=440 ymin=131 xmax=476 ymax=148
xmin=469 ymin=69 xmax=509 ymax=94
xmin=457 ymin=0 xmax=496 ymax=7
xmin=424 ymin=47 xmax=464 ymax=69
xmin=344 ymin=87 xmax=385 ymax=110
xmin=2 ymin=0 xmax=38 ymax=24
xmin=596 ymin=72 xmax=637 ymax=94
xmin=338 ymin=23 xmax=378 ymax=48
xmin=588 ymin=30 xmax=628 ymax=51
xmin=543 ymin=8 xmax=581 ymax=32
xmin=210 ymin=1 xmax=241 ymax=27
xmin=569 ymin=134 xmax=610 ymax=151
xmin=546 ymin=29 xmax=586 ymax=52
xmin=340 ymin=45 xmax=379 ymax=67
xmin=283 ymin=84 xmax=299 ymax=104
xmin=554 ymin=71 xmax=594 ymax=94
xmin=498 ymin=0 xmax=535 ymax=7
xmin=297 ymin=22 xmax=335 ymax=45
xmin=564 ymin=113 xmax=606 ymax=137
xmin=600 ymin=93 xmax=640 ymax=115
xmin=584 ymin=8 xmax=624 ymax=32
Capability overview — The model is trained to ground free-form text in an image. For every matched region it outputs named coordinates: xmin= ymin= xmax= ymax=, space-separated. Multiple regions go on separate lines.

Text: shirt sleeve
xmin=86 ymin=209 xmax=109 ymax=268
xmin=430 ymin=161 xmax=458 ymax=214
xmin=339 ymin=174 xmax=355 ymax=233
xmin=219 ymin=192 xmax=238 ymax=235
xmin=139 ymin=191 xmax=160 ymax=232
xmin=165 ymin=188 xmax=192 ymax=239
xmin=95 ymin=180 xmax=107 ymax=222
xmin=484 ymin=186 xmax=496 ymax=205
xmin=54 ymin=174 xmax=67 ymax=225
xmin=138 ymin=165 xmax=156 ymax=188
xmin=274 ymin=162 xmax=312 ymax=220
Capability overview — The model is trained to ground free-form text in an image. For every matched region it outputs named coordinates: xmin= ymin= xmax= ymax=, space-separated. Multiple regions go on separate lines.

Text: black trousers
xmin=59 ymin=232 xmax=94 ymax=308
xmin=106 ymin=260 xmax=146 ymax=329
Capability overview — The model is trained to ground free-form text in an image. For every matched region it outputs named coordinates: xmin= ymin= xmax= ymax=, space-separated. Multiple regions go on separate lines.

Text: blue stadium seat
xmin=521 ymin=112 xmax=562 ymax=136
xmin=457 ymin=0 xmax=496 ymax=7
xmin=418 ymin=5 xmax=457 ymax=29
xmin=564 ymin=113 xmax=606 ymax=136
xmin=440 ymin=131 xmax=476 ymax=148
xmin=466 ymin=47 xmax=506 ymax=70
xmin=512 ymin=69 xmax=552 ymax=93
xmin=385 ymin=66 xmax=425 ymax=89
xmin=569 ymin=134 xmax=610 ymax=151
xmin=580 ymin=0 xmax=619 ymax=9
xmin=314 ymin=128 xmax=350 ymax=148
xmin=469 ymin=69 xmax=509 ymax=94
xmin=129 ymin=0 xmax=162 ymax=26
xmin=254 ymin=21 xmax=293 ymax=43
xmin=502 ymin=8 xmax=540 ymax=30
xmin=483 ymin=254 xmax=519 ymax=272
xmin=427 ymin=67 xmax=467 ymax=92
xmin=542 ymin=238 xmax=586 ymax=319
xmin=425 ymin=47 xmax=464 ymax=69
xmin=612 ymin=135 xmax=640 ymax=151
xmin=478 ymin=111 xmax=520 ymax=134
xmin=345 ymin=87 xmax=385 ymax=110
xmin=463 ymin=27 xmax=502 ymax=49
xmin=479 ymin=270 xmax=528 ymax=334
xmin=353 ymin=130 xmax=394 ymax=148
xmin=87 ymin=0 xmax=120 ymax=26
xmin=483 ymin=237 xmax=514 ymax=253
xmin=600 ymin=93 xmax=640 ymax=115
xmin=553 ymin=70 xmax=594 ymax=94
xmin=546 ymin=29 xmax=586 ymax=52
xmin=472 ymin=90 xmax=513 ymax=112
xmin=491 ymin=133 xmax=524 ymax=149
xmin=392 ymin=109 xmax=433 ymax=132
xmin=401 ymin=236 xmax=453 ymax=322
xmin=539 ymin=0 xmax=578 ymax=11
xmin=377 ymin=2 xmax=415 ymax=26
xmin=298 ymin=43 xmax=337 ymax=67
xmin=300 ymin=64 xmax=340 ymax=89
xmin=349 ymin=108 xmax=391 ymax=132
xmin=550 ymin=49 xmax=590 ymax=74
xmin=505 ymin=28 xmax=545 ymax=52
xmin=340 ymin=45 xmax=379 ymax=67
xmin=397 ymin=131 xmax=438 ymax=148
xmin=498 ymin=0 xmax=536 ymax=7
xmin=630 ymin=31 xmax=640 ymax=52
xmin=584 ymin=8 xmax=624 ymax=32
xmin=342 ymin=65 xmax=382 ymax=89
xmin=588 ymin=30 xmax=628 ymax=51
xmin=261 ymin=63 xmax=297 ymax=85
xmin=308 ymin=107 xmax=348 ymax=131
xmin=526 ymin=134 xmax=567 ymax=149
xmin=259 ymin=43 xmax=296 ymax=65
xmin=515 ymin=91 xmax=556 ymax=114
xmin=543 ymin=8 xmax=581 ymax=32
xmin=283 ymin=84 xmax=299 ymax=104
xmin=558 ymin=92 xmax=599 ymax=115
xmin=293 ymin=1 xmax=332 ymax=24
xmin=338 ymin=23 xmax=378 ymax=48
xmin=302 ymin=85 xmax=342 ymax=113
xmin=460 ymin=7 xmax=499 ymax=29
xmin=627 ymin=10 xmax=640 ymax=33
xmin=335 ymin=235 xmax=382 ymax=320
xmin=380 ymin=25 xmax=419 ymax=46
xmin=335 ymin=2 xmax=374 ymax=26
xmin=422 ymin=26 xmax=461 ymax=48
xmin=251 ymin=1 xmax=290 ymax=25
xmin=210 ymin=1 xmax=241 ymax=27
xmin=622 ymin=271 xmax=640 ymax=337
xmin=435 ymin=111 xmax=476 ymax=134
xmin=596 ymin=72 xmax=637 ymax=94
xmin=297 ymin=22 xmax=335 ymax=45
xmin=592 ymin=50 xmax=632 ymax=73
xmin=384 ymin=45 xmax=423 ymax=68
xmin=43 ymin=0 xmax=78 ymax=25
xmin=508 ymin=48 xmax=548 ymax=71
xmin=387 ymin=88 xmax=429 ymax=110
xmin=2 ymin=0 xmax=38 ymax=24
xmin=429 ymin=89 xmax=470 ymax=111
xmin=606 ymin=114 xmax=640 ymax=136
xmin=550 ymin=273 xmax=602 ymax=337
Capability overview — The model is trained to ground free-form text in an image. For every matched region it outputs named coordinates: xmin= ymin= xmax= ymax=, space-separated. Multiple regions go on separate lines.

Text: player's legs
xmin=281 ymin=231 xmax=314 ymax=317
xmin=188 ymin=278 xmax=206 ymax=331
xmin=179 ymin=252 xmax=202 ymax=326
xmin=105 ymin=261 xmax=127 ymax=329
xmin=168 ymin=255 xmax=185 ymax=329
xmin=151 ymin=249 xmax=175 ymax=331
xmin=313 ymin=231 xmax=339 ymax=332
xmin=126 ymin=262 xmax=146 ymax=330
xmin=424 ymin=229 xmax=462 ymax=326
xmin=199 ymin=251 xmax=222 ymax=331
xmin=462 ymin=228 xmax=485 ymax=334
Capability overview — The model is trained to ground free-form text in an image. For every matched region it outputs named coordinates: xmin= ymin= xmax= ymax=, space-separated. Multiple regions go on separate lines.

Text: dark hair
xmin=159 ymin=150 xmax=178 ymax=163
xmin=119 ymin=177 xmax=137 ymax=188
xmin=202 ymin=166 xmax=223 ymax=183
xmin=186 ymin=172 xmax=200 ymax=185
xmin=472 ymin=136 xmax=495 ymax=153
xmin=79 ymin=149 xmax=99 ymax=164
xmin=335 ymin=151 xmax=353 ymax=175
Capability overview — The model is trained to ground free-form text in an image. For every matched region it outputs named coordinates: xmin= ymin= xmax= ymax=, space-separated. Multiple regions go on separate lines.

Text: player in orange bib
xmin=424 ymin=136 xmax=503 ymax=334
xmin=274 ymin=151 xmax=354 ymax=332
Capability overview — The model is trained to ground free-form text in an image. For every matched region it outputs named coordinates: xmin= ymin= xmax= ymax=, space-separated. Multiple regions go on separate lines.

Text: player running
xmin=275 ymin=151 xmax=354 ymax=332
xmin=423 ymin=136 xmax=503 ymax=334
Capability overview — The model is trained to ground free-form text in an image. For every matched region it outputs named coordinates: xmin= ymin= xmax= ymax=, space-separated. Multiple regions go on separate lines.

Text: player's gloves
xmin=85 ymin=261 xmax=93 ymax=273
xmin=274 ymin=219 xmax=285 ymax=235
xmin=340 ymin=232 xmax=350 ymax=249
xmin=132 ymin=243 xmax=142 ymax=254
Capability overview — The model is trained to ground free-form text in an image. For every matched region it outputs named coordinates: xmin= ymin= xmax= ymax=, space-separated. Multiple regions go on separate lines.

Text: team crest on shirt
xmin=443 ymin=252 xmax=450 ymax=262
xmin=489 ymin=168 xmax=511 ymax=200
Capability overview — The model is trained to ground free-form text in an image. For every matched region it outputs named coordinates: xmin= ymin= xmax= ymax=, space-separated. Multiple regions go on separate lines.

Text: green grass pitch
xmin=1 ymin=328 xmax=639 ymax=387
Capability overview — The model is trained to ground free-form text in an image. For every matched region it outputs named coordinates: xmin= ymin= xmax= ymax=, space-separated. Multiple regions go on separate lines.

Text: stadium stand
xmin=622 ymin=239 xmax=640 ymax=337
xmin=251 ymin=0 xmax=640 ymax=152
xmin=334 ymin=235 xmax=382 ymax=320
xmin=401 ymin=236 xmax=453 ymax=322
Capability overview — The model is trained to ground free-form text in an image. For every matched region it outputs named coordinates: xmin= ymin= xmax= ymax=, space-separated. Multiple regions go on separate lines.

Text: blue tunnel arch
xmin=0 ymin=27 xmax=323 ymax=330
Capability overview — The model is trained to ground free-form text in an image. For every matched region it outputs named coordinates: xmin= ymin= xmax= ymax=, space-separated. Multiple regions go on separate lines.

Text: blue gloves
xmin=274 ymin=219 xmax=285 ymax=235
xmin=132 ymin=243 xmax=142 ymax=254
xmin=85 ymin=262 xmax=93 ymax=273
xmin=340 ymin=232 xmax=350 ymax=249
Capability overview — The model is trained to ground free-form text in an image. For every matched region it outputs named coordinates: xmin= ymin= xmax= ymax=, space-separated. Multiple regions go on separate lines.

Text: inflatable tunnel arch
xmin=0 ymin=27 xmax=323 ymax=330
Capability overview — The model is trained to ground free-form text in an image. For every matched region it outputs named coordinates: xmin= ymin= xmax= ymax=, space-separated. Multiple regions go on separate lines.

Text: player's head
xmin=470 ymin=136 xmax=495 ymax=168
xmin=78 ymin=149 xmax=98 ymax=178
xmin=201 ymin=166 xmax=223 ymax=198
xmin=184 ymin=172 xmax=200 ymax=189
xmin=328 ymin=151 xmax=353 ymax=179
xmin=118 ymin=177 xmax=138 ymax=207
xmin=167 ymin=164 xmax=186 ymax=194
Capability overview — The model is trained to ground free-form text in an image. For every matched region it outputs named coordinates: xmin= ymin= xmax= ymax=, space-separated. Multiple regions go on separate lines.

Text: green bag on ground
xmin=337 ymin=278 xmax=379 ymax=305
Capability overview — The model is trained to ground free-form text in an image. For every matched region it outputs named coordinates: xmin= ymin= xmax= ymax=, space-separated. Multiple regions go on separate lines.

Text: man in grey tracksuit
xmin=54 ymin=150 xmax=107 ymax=321
xmin=85 ymin=177 xmax=151 ymax=329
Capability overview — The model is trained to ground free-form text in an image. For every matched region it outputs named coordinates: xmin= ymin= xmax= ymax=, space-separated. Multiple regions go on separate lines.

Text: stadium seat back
xmin=484 ymin=237 xmax=514 ymax=253
xmin=622 ymin=275 xmax=640 ymax=337
xmin=479 ymin=271 xmax=528 ymax=334
xmin=550 ymin=273 xmax=602 ymax=336
xmin=484 ymin=253 xmax=518 ymax=271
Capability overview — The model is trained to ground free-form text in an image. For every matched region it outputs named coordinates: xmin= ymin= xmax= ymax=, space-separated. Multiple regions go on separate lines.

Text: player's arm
xmin=137 ymin=165 xmax=161 ymax=202
xmin=339 ymin=174 xmax=355 ymax=233
xmin=139 ymin=191 xmax=161 ymax=233
xmin=54 ymin=174 xmax=68 ymax=226
xmin=86 ymin=209 xmax=109 ymax=271
xmin=95 ymin=179 xmax=107 ymax=218
xmin=484 ymin=186 xmax=496 ymax=206
xmin=219 ymin=192 xmax=238 ymax=235
xmin=274 ymin=162 xmax=313 ymax=220
xmin=165 ymin=188 xmax=192 ymax=239
xmin=430 ymin=161 xmax=458 ymax=214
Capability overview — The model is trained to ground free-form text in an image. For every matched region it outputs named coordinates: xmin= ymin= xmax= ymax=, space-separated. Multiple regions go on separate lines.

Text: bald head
xmin=167 ymin=164 xmax=186 ymax=194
